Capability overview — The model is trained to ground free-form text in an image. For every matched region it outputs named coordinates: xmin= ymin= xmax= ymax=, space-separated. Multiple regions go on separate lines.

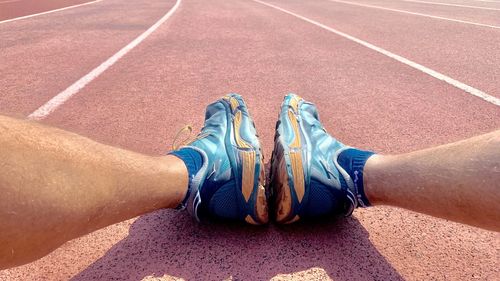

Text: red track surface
xmin=0 ymin=0 xmax=94 ymax=21
xmin=0 ymin=0 xmax=499 ymax=280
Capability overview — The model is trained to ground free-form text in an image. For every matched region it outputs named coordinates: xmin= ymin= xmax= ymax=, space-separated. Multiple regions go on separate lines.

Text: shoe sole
xmin=270 ymin=94 xmax=305 ymax=224
xmin=223 ymin=94 xmax=268 ymax=225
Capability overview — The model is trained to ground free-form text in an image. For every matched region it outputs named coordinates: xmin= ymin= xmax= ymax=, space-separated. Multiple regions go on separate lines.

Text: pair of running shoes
xmin=172 ymin=93 xmax=368 ymax=225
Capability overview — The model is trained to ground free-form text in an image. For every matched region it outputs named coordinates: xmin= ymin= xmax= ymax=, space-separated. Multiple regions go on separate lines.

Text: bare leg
xmin=364 ymin=130 xmax=500 ymax=232
xmin=0 ymin=115 xmax=188 ymax=269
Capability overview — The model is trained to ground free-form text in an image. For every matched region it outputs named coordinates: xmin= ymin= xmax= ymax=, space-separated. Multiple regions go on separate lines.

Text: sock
xmin=337 ymin=148 xmax=375 ymax=208
xmin=169 ymin=147 xmax=203 ymax=209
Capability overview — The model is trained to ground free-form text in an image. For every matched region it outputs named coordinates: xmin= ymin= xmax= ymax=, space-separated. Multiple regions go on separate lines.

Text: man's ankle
xmin=337 ymin=148 xmax=375 ymax=208
xmin=169 ymin=147 xmax=204 ymax=209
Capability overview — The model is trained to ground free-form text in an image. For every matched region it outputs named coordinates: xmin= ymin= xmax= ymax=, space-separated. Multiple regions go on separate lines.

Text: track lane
xmin=401 ymin=0 xmax=500 ymax=10
xmin=328 ymin=0 xmax=500 ymax=27
xmin=254 ymin=0 xmax=499 ymax=106
xmin=263 ymin=0 xmax=500 ymax=98
xmin=0 ymin=0 xmax=96 ymax=21
xmin=380 ymin=0 xmax=500 ymax=9
xmin=441 ymin=0 xmax=500 ymax=7
xmin=27 ymin=0 xmax=182 ymax=120
xmin=0 ymin=0 xmax=176 ymax=116
xmin=1 ymin=0 xmax=497 ymax=279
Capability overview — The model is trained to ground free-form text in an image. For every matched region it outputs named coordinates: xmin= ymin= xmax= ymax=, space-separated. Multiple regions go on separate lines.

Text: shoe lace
xmin=171 ymin=125 xmax=211 ymax=151
xmin=172 ymin=125 xmax=194 ymax=150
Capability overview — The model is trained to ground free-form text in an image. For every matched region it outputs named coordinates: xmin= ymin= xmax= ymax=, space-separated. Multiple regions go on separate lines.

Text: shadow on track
xmin=73 ymin=209 xmax=403 ymax=280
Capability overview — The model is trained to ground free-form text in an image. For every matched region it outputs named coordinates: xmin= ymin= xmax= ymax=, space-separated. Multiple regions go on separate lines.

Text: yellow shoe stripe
xmin=288 ymin=110 xmax=301 ymax=148
xmin=289 ymin=151 xmax=305 ymax=203
xmin=230 ymin=97 xmax=239 ymax=112
xmin=234 ymin=110 xmax=255 ymax=202
xmin=289 ymin=95 xmax=301 ymax=112
xmin=286 ymin=102 xmax=305 ymax=203
xmin=222 ymin=95 xmax=239 ymax=111
xmin=233 ymin=111 xmax=252 ymax=149
xmin=224 ymin=94 xmax=268 ymax=224
xmin=241 ymin=150 xmax=256 ymax=202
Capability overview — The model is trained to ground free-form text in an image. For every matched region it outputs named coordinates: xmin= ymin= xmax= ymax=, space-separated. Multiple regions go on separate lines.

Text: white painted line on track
xmin=252 ymin=0 xmax=500 ymax=107
xmin=402 ymin=0 xmax=500 ymax=11
xmin=327 ymin=0 xmax=500 ymax=29
xmin=0 ymin=0 xmax=103 ymax=24
xmin=0 ymin=0 xmax=21 ymax=4
xmin=28 ymin=0 xmax=182 ymax=120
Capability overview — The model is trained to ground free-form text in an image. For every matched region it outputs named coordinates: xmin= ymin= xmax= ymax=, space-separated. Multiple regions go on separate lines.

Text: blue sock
xmin=337 ymin=148 xmax=375 ymax=208
xmin=169 ymin=147 xmax=203 ymax=209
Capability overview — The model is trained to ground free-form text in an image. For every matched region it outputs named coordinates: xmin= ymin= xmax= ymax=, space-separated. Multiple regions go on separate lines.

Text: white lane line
xmin=0 ymin=0 xmax=103 ymax=24
xmin=402 ymin=0 xmax=500 ymax=11
xmin=28 ymin=0 xmax=182 ymax=120
xmin=0 ymin=0 xmax=21 ymax=4
xmin=251 ymin=0 xmax=500 ymax=107
xmin=327 ymin=0 xmax=500 ymax=29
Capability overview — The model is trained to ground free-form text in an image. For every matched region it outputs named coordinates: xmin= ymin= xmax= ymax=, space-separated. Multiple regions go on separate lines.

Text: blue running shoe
xmin=270 ymin=94 xmax=367 ymax=224
xmin=176 ymin=94 xmax=268 ymax=225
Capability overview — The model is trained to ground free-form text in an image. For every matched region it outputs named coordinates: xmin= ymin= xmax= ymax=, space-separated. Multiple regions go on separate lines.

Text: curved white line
xmin=402 ymin=0 xmax=500 ymax=11
xmin=0 ymin=0 xmax=103 ymax=24
xmin=252 ymin=0 xmax=500 ymax=107
xmin=29 ymin=0 xmax=182 ymax=120
xmin=327 ymin=0 xmax=500 ymax=29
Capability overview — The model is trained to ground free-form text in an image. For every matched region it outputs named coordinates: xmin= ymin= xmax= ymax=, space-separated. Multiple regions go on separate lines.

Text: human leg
xmin=0 ymin=115 xmax=188 ymax=269
xmin=364 ymin=131 xmax=500 ymax=231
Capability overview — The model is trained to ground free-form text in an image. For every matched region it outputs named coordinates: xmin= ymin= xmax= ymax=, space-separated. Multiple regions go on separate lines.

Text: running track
xmin=0 ymin=0 xmax=499 ymax=279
